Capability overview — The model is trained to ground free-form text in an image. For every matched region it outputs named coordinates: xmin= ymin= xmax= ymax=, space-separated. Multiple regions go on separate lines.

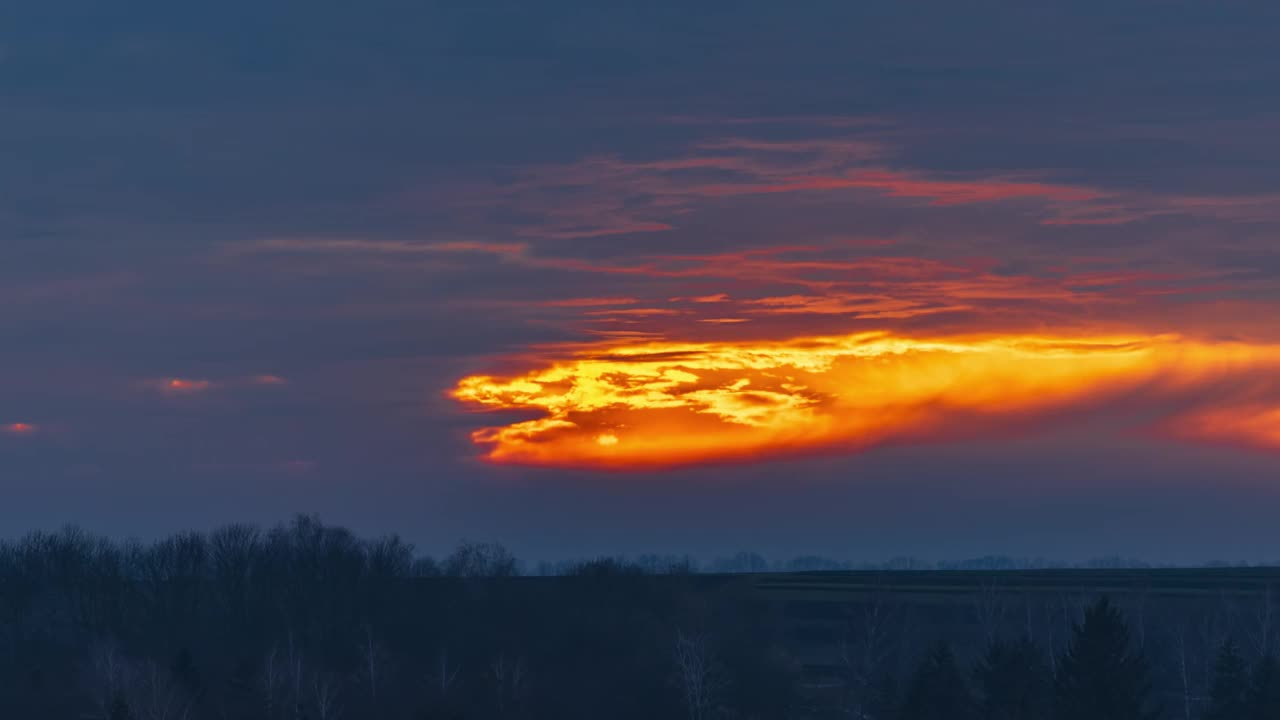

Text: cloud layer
xmin=5 ymin=0 xmax=1280 ymax=557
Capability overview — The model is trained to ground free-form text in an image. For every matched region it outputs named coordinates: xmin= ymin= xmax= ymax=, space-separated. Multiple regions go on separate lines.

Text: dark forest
xmin=3 ymin=516 xmax=1278 ymax=719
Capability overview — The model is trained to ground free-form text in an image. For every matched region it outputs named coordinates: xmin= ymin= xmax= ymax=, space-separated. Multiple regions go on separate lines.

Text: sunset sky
xmin=5 ymin=2 xmax=1280 ymax=562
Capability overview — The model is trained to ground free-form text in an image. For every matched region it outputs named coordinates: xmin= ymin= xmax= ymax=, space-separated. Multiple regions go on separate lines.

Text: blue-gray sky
xmin=5 ymin=1 xmax=1280 ymax=562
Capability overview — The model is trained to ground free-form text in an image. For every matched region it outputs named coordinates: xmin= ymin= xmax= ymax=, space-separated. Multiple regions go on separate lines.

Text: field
xmin=749 ymin=567 xmax=1280 ymax=714
xmin=756 ymin=566 xmax=1280 ymax=599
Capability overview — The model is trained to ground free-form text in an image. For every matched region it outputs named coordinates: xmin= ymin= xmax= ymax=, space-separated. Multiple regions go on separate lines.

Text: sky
xmin=5 ymin=1 xmax=1280 ymax=563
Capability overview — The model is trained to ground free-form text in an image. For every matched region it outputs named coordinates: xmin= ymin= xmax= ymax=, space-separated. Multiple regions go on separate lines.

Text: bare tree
xmin=286 ymin=632 xmax=305 ymax=718
xmin=209 ymin=524 xmax=260 ymax=631
xmin=357 ymin=624 xmax=390 ymax=705
xmin=1022 ymin=593 xmax=1036 ymax=644
xmin=443 ymin=542 xmax=519 ymax=578
xmin=674 ymin=629 xmax=725 ymax=720
xmin=1176 ymin=624 xmax=1192 ymax=720
xmin=1131 ymin=585 xmax=1150 ymax=650
xmin=428 ymin=648 xmax=460 ymax=698
xmin=840 ymin=586 xmax=900 ymax=719
xmin=1040 ymin=598 xmax=1058 ymax=674
xmin=261 ymin=646 xmax=285 ymax=720
xmin=84 ymin=644 xmax=191 ymax=720
xmin=310 ymin=671 xmax=343 ymax=720
xmin=134 ymin=659 xmax=192 ymax=720
xmin=490 ymin=651 xmax=528 ymax=716
xmin=973 ymin=581 xmax=1005 ymax=646
xmin=86 ymin=639 xmax=134 ymax=720
xmin=1250 ymin=585 xmax=1275 ymax=657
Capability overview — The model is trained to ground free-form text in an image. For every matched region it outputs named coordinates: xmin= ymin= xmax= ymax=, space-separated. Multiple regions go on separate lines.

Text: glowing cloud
xmin=162 ymin=378 xmax=212 ymax=394
xmin=1163 ymin=405 xmax=1280 ymax=452
xmin=451 ymin=332 xmax=1280 ymax=469
xmin=251 ymin=375 xmax=288 ymax=386
xmin=146 ymin=375 xmax=287 ymax=395
xmin=2 ymin=422 xmax=38 ymax=436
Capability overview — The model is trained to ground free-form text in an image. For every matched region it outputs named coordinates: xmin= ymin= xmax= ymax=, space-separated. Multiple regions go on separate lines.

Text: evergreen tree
xmin=975 ymin=636 xmax=1051 ymax=720
xmin=1248 ymin=654 xmax=1280 ymax=720
xmin=899 ymin=641 xmax=976 ymax=720
xmin=171 ymin=647 xmax=203 ymax=701
xmin=1204 ymin=639 xmax=1249 ymax=720
xmin=108 ymin=695 xmax=135 ymax=720
xmin=867 ymin=668 xmax=901 ymax=720
xmin=223 ymin=656 xmax=259 ymax=720
xmin=1053 ymin=597 xmax=1158 ymax=720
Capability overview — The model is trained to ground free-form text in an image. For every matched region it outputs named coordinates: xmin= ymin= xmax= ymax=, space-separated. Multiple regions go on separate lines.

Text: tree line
xmin=0 ymin=516 xmax=792 ymax=719
xmin=2 ymin=515 xmax=1278 ymax=719
xmin=891 ymin=597 xmax=1280 ymax=720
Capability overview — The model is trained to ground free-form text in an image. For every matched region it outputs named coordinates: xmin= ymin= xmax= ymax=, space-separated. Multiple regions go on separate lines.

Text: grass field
xmin=753 ymin=566 xmax=1280 ymax=600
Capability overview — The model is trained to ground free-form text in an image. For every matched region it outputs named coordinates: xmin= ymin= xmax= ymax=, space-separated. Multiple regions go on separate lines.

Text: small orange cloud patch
xmin=2 ymin=422 xmax=38 ymax=435
xmin=164 ymin=378 xmax=212 ymax=393
xmin=451 ymin=332 xmax=1280 ymax=469
xmin=1163 ymin=405 xmax=1280 ymax=451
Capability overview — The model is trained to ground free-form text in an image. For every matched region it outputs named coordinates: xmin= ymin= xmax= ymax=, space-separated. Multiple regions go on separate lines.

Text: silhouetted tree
xmin=1248 ymin=654 xmax=1280 ymax=720
xmin=170 ymin=647 xmax=202 ymax=701
xmin=568 ymin=557 xmax=646 ymax=578
xmin=108 ymin=694 xmax=134 ymax=720
xmin=899 ymin=642 xmax=975 ymax=720
xmin=673 ymin=629 xmax=726 ymax=720
xmin=1053 ymin=597 xmax=1158 ymax=720
xmin=0 ymin=514 xmax=772 ymax=719
xmin=1204 ymin=639 xmax=1248 ymax=720
xmin=711 ymin=551 xmax=769 ymax=573
xmin=974 ymin=636 xmax=1050 ymax=720
xmin=443 ymin=542 xmax=518 ymax=578
xmin=866 ymin=669 xmax=902 ymax=720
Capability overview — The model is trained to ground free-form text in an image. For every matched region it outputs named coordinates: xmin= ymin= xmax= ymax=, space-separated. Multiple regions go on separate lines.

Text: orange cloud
xmin=148 ymin=375 xmax=288 ymax=394
xmin=693 ymin=170 xmax=1102 ymax=206
xmin=451 ymin=332 xmax=1280 ymax=469
xmin=251 ymin=375 xmax=288 ymax=386
xmin=2 ymin=422 xmax=38 ymax=435
xmin=585 ymin=308 xmax=682 ymax=317
xmin=519 ymin=221 xmax=674 ymax=239
xmin=1162 ymin=404 xmax=1280 ymax=452
xmin=436 ymin=125 xmax=1280 ymax=239
xmin=540 ymin=297 xmax=640 ymax=308
xmin=163 ymin=378 xmax=212 ymax=394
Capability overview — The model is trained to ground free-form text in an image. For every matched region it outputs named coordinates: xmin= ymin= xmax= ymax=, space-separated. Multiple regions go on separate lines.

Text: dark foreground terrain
xmin=3 ymin=518 xmax=1278 ymax=719
xmin=759 ymin=566 xmax=1280 ymax=716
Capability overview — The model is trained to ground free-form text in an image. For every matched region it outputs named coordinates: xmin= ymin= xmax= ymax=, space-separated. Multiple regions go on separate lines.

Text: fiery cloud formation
xmin=452 ymin=333 xmax=1280 ymax=469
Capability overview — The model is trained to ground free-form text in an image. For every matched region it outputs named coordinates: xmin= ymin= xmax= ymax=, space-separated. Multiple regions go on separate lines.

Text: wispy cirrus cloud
xmin=145 ymin=375 xmax=287 ymax=396
xmin=242 ymin=237 xmax=531 ymax=260
xmin=426 ymin=125 xmax=1280 ymax=240
xmin=235 ymin=232 xmax=1234 ymax=335
xmin=538 ymin=297 xmax=640 ymax=308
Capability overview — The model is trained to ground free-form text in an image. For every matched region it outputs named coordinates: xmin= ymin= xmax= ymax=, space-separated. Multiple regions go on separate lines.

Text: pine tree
xmin=1204 ymin=639 xmax=1249 ymax=720
xmin=224 ymin=656 xmax=259 ymax=720
xmin=899 ymin=641 xmax=976 ymax=720
xmin=108 ymin=694 xmax=135 ymax=720
xmin=1248 ymin=654 xmax=1280 ymax=720
xmin=171 ymin=647 xmax=203 ymax=701
xmin=975 ymin=636 xmax=1051 ymax=720
xmin=867 ymin=668 xmax=901 ymax=720
xmin=1053 ymin=597 xmax=1159 ymax=720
